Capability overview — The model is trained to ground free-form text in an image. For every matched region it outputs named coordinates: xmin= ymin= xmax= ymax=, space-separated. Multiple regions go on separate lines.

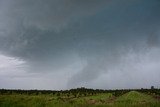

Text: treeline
xmin=0 ymin=89 xmax=57 ymax=95
xmin=0 ymin=87 xmax=129 ymax=97
xmin=0 ymin=88 xmax=159 ymax=98
xmin=137 ymin=89 xmax=160 ymax=96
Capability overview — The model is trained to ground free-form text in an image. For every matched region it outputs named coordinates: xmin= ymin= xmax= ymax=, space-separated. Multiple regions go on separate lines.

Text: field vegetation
xmin=0 ymin=88 xmax=160 ymax=107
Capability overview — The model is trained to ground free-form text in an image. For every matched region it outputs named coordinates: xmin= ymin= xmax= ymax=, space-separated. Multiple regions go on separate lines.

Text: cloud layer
xmin=0 ymin=0 xmax=160 ymax=89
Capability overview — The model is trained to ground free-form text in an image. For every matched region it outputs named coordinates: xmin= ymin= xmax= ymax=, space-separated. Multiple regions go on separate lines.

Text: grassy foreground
xmin=0 ymin=91 xmax=160 ymax=107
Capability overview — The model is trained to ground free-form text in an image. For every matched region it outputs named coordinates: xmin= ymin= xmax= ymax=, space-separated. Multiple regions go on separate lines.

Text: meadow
xmin=0 ymin=88 xmax=160 ymax=107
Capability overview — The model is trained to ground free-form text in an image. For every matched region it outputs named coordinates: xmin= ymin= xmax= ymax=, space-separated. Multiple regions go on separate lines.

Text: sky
xmin=0 ymin=0 xmax=160 ymax=90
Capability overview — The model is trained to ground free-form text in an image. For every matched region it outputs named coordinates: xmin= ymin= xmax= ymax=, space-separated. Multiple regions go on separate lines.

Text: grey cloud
xmin=147 ymin=31 xmax=160 ymax=48
xmin=0 ymin=0 xmax=160 ymax=89
xmin=0 ymin=0 xmax=112 ymax=71
xmin=2 ymin=0 xmax=111 ymax=31
xmin=68 ymin=46 xmax=160 ymax=89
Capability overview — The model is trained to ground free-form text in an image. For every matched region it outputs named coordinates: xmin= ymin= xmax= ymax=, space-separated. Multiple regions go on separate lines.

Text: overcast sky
xmin=0 ymin=0 xmax=160 ymax=90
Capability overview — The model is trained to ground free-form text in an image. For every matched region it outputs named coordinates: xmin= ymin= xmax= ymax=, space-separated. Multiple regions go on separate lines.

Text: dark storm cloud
xmin=67 ymin=0 xmax=160 ymax=88
xmin=0 ymin=0 xmax=111 ymax=70
xmin=0 ymin=0 xmax=160 ymax=89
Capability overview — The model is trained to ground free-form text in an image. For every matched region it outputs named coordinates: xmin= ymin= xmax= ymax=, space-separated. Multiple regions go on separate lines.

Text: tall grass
xmin=0 ymin=91 xmax=160 ymax=107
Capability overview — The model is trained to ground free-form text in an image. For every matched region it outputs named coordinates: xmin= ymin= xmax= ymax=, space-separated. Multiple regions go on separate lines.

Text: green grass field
xmin=0 ymin=91 xmax=160 ymax=107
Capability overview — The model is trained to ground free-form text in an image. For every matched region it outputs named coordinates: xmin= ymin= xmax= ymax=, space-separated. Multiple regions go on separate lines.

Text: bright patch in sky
xmin=0 ymin=54 xmax=26 ymax=75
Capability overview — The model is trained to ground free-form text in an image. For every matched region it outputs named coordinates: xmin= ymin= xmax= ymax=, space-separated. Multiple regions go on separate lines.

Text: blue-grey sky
xmin=0 ymin=0 xmax=160 ymax=90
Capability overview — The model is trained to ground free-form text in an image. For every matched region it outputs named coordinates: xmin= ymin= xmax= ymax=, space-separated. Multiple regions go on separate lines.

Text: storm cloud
xmin=0 ymin=0 xmax=160 ymax=90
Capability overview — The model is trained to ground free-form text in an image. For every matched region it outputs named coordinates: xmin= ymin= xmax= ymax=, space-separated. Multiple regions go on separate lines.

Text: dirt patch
xmin=87 ymin=99 xmax=97 ymax=104
xmin=154 ymin=95 xmax=160 ymax=100
xmin=106 ymin=96 xmax=116 ymax=103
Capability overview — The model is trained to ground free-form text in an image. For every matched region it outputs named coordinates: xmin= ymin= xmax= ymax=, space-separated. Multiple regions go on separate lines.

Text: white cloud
xmin=0 ymin=53 xmax=26 ymax=75
xmin=0 ymin=53 xmax=86 ymax=90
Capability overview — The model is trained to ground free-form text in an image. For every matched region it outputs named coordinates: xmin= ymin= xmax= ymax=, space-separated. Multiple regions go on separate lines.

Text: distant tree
xmin=151 ymin=86 xmax=154 ymax=90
